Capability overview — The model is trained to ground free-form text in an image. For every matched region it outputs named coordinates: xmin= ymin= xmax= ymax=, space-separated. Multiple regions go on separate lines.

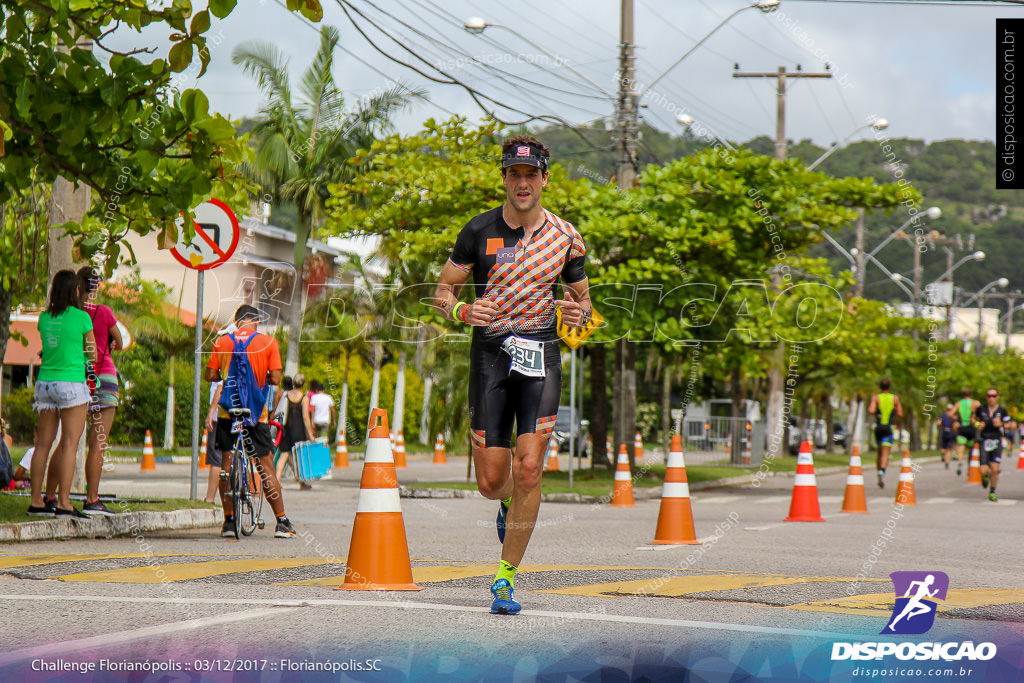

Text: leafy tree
xmin=0 ymin=0 xmax=323 ymax=374
xmin=232 ymin=24 xmax=423 ymax=375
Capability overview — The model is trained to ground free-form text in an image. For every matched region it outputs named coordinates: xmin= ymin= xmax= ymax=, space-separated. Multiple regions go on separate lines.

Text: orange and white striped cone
xmin=198 ymin=430 xmax=210 ymax=470
xmin=634 ymin=431 xmax=643 ymax=462
xmin=338 ymin=408 xmax=421 ymax=591
xmin=967 ymin=443 xmax=983 ymax=484
xmin=334 ymin=431 xmax=349 ymax=469
xmin=610 ymin=444 xmax=636 ymax=507
xmin=432 ymin=432 xmax=447 ymax=465
xmin=587 ymin=434 xmax=593 ymax=460
xmin=742 ymin=423 xmax=752 ymax=465
xmin=393 ymin=430 xmax=407 ymax=468
xmin=840 ymin=445 xmax=868 ymax=513
xmin=1017 ymin=439 xmax=1024 ymax=470
xmin=140 ymin=429 xmax=156 ymax=472
xmin=651 ymin=435 xmax=699 ymax=544
xmin=894 ymin=449 xmax=917 ymax=506
xmin=544 ymin=436 xmax=560 ymax=472
xmin=606 ymin=435 xmax=613 ymax=464
xmin=784 ymin=441 xmax=824 ymax=522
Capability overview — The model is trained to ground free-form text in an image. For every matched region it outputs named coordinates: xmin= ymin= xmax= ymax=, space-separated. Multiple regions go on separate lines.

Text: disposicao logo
xmin=831 ymin=571 xmax=997 ymax=663
xmin=881 ymin=571 xmax=948 ymax=635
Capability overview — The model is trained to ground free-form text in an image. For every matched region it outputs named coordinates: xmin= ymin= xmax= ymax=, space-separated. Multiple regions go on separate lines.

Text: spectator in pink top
xmin=75 ymin=266 xmax=122 ymax=516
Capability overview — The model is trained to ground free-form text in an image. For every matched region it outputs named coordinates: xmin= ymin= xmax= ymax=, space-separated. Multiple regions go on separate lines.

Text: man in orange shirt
xmin=205 ymin=305 xmax=296 ymax=538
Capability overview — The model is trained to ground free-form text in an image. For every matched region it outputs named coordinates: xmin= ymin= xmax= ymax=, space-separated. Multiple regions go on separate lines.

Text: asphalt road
xmin=1 ymin=452 xmax=1022 ymax=682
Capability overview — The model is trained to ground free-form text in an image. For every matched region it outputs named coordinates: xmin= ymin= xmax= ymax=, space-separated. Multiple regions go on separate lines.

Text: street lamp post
xmin=463 ymin=18 xmax=616 ymax=99
xmin=640 ymin=0 xmax=780 ymax=98
xmin=1001 ymin=302 xmax=1024 ymax=352
xmin=807 ymin=118 xmax=889 ymax=171
xmin=932 ymin=250 xmax=984 ymax=340
xmin=974 ymin=278 xmax=1010 ymax=355
xmin=676 ymin=114 xmax=737 ymax=150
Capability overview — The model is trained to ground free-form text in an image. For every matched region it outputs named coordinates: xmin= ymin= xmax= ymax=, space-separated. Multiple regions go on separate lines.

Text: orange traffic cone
xmin=432 ymin=432 xmax=447 ymax=465
xmin=784 ymin=441 xmax=824 ymax=522
xmin=742 ymin=423 xmax=752 ymax=465
xmin=544 ymin=436 xmax=560 ymax=472
xmin=652 ymin=435 xmax=699 ymax=544
xmin=140 ymin=430 xmax=156 ymax=471
xmin=338 ymin=408 xmax=421 ymax=592
xmin=840 ymin=445 xmax=868 ymax=513
xmin=198 ymin=430 xmax=210 ymax=470
xmin=894 ymin=449 xmax=917 ymax=506
xmin=967 ymin=443 xmax=982 ymax=484
xmin=610 ymin=444 xmax=636 ymax=507
xmin=393 ymin=430 xmax=407 ymax=468
xmin=634 ymin=431 xmax=643 ymax=462
xmin=1017 ymin=438 xmax=1024 ymax=470
xmin=606 ymin=435 xmax=612 ymax=464
xmin=334 ymin=430 xmax=349 ymax=469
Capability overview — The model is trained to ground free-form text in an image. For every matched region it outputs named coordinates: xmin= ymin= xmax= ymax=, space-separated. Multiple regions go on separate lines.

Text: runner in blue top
xmin=936 ymin=403 xmax=957 ymax=470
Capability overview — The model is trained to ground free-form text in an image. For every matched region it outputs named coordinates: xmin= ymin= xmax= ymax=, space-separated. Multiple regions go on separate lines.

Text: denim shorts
xmin=34 ymin=381 xmax=91 ymax=411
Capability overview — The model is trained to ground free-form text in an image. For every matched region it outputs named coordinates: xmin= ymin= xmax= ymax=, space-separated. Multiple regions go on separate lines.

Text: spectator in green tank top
xmin=28 ymin=270 xmax=98 ymax=519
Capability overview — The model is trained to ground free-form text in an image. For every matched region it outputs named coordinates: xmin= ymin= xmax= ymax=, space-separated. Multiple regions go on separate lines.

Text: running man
xmin=885 ymin=574 xmax=939 ymax=632
xmin=974 ymin=387 xmax=1015 ymax=502
xmin=432 ymin=135 xmax=590 ymax=615
xmin=867 ymin=379 xmax=903 ymax=488
xmin=205 ymin=305 xmax=297 ymax=538
xmin=937 ymin=403 xmax=957 ymax=469
xmin=954 ymin=389 xmax=980 ymax=476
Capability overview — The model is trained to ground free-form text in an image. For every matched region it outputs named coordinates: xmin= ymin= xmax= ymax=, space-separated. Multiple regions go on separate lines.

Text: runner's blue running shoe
xmin=496 ymin=499 xmax=509 ymax=544
xmin=490 ymin=578 xmax=521 ymax=615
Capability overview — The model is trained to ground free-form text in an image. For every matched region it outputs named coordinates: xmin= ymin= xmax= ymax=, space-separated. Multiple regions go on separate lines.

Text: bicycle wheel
xmin=232 ymin=455 xmax=256 ymax=537
xmin=247 ymin=456 xmax=264 ymax=530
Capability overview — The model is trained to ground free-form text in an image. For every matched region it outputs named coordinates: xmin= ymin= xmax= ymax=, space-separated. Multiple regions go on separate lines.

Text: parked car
xmin=787 ymin=417 xmax=802 ymax=455
xmin=832 ymin=422 xmax=848 ymax=448
xmin=553 ymin=406 xmax=589 ymax=460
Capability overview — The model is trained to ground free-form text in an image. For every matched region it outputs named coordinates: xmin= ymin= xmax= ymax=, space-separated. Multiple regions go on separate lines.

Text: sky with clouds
xmin=110 ymin=1 xmax=1019 ymax=148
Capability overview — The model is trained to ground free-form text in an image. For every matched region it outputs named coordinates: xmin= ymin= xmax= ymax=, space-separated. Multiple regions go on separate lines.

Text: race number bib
xmin=983 ymin=438 xmax=1000 ymax=452
xmin=501 ymin=336 xmax=545 ymax=378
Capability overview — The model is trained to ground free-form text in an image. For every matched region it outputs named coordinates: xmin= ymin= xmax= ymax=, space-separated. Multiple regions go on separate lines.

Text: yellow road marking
xmin=56 ymin=558 xmax=339 ymax=583
xmin=787 ymin=589 xmax=1024 ymax=614
xmin=536 ymin=573 xmax=842 ymax=598
xmin=0 ymin=554 xmax=207 ymax=569
xmin=275 ymin=564 xmax=660 ymax=587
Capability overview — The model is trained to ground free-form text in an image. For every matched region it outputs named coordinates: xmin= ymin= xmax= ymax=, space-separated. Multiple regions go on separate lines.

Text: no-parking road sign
xmin=170 ymin=198 xmax=240 ymax=270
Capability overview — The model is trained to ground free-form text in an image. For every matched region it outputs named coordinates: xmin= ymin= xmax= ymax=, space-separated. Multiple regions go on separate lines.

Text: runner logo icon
xmin=881 ymin=571 xmax=949 ymax=635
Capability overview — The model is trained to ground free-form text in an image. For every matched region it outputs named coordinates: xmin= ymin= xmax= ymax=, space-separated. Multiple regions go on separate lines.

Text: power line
xmin=333 ymin=0 xmax=612 ymax=149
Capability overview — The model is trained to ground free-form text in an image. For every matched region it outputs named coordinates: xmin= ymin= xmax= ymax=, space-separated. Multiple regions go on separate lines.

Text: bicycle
xmin=222 ymin=408 xmax=265 ymax=539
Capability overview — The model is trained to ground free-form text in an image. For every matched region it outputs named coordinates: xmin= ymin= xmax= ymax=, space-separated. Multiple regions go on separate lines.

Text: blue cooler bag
xmin=293 ymin=439 xmax=332 ymax=482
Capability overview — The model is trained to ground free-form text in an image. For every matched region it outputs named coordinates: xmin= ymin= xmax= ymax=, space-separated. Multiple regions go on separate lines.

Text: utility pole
xmin=616 ymin=0 xmax=638 ymax=189
xmin=612 ymin=0 xmax=638 ymax=459
xmin=732 ymin=66 xmax=832 ymax=160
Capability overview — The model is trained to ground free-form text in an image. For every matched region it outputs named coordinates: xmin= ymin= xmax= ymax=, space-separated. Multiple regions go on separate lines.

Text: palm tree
xmin=232 ymin=25 xmax=423 ymax=376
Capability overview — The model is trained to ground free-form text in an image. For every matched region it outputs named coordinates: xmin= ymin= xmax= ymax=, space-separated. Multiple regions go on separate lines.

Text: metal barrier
xmin=679 ymin=417 xmax=765 ymax=466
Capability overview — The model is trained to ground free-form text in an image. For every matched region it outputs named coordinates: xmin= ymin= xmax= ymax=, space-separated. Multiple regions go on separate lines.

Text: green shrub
xmin=4 ymin=387 xmax=36 ymax=445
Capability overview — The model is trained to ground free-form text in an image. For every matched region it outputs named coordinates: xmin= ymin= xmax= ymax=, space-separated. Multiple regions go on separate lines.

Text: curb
xmin=0 ymin=508 xmax=222 ymax=542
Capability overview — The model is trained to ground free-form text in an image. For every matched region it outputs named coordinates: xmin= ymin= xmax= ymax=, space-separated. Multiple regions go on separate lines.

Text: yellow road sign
xmin=556 ymin=306 xmax=604 ymax=350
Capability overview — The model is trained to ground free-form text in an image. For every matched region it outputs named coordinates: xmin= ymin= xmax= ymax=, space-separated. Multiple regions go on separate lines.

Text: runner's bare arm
xmin=867 ymin=395 xmax=878 ymax=415
xmin=432 ymin=260 xmax=499 ymax=325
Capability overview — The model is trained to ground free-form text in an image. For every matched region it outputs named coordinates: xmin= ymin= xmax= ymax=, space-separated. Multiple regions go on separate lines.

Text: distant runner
xmin=867 ymin=379 xmax=903 ymax=489
xmin=974 ymin=387 xmax=1015 ymax=502
xmin=954 ymin=389 xmax=980 ymax=477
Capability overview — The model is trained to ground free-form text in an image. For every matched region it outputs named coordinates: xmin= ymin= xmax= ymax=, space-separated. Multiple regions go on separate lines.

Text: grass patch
xmin=407 ymin=450 xmax=934 ymax=496
xmin=0 ymin=493 xmax=217 ymax=524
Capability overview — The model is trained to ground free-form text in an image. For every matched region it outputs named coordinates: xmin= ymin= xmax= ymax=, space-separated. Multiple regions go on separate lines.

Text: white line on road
xmin=0 ymin=593 xmax=862 ymax=641
xmin=0 ymin=607 xmax=296 ymax=667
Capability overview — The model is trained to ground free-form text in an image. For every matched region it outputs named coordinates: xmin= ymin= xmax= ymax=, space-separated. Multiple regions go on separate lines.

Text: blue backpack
xmin=218 ymin=333 xmax=270 ymax=427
